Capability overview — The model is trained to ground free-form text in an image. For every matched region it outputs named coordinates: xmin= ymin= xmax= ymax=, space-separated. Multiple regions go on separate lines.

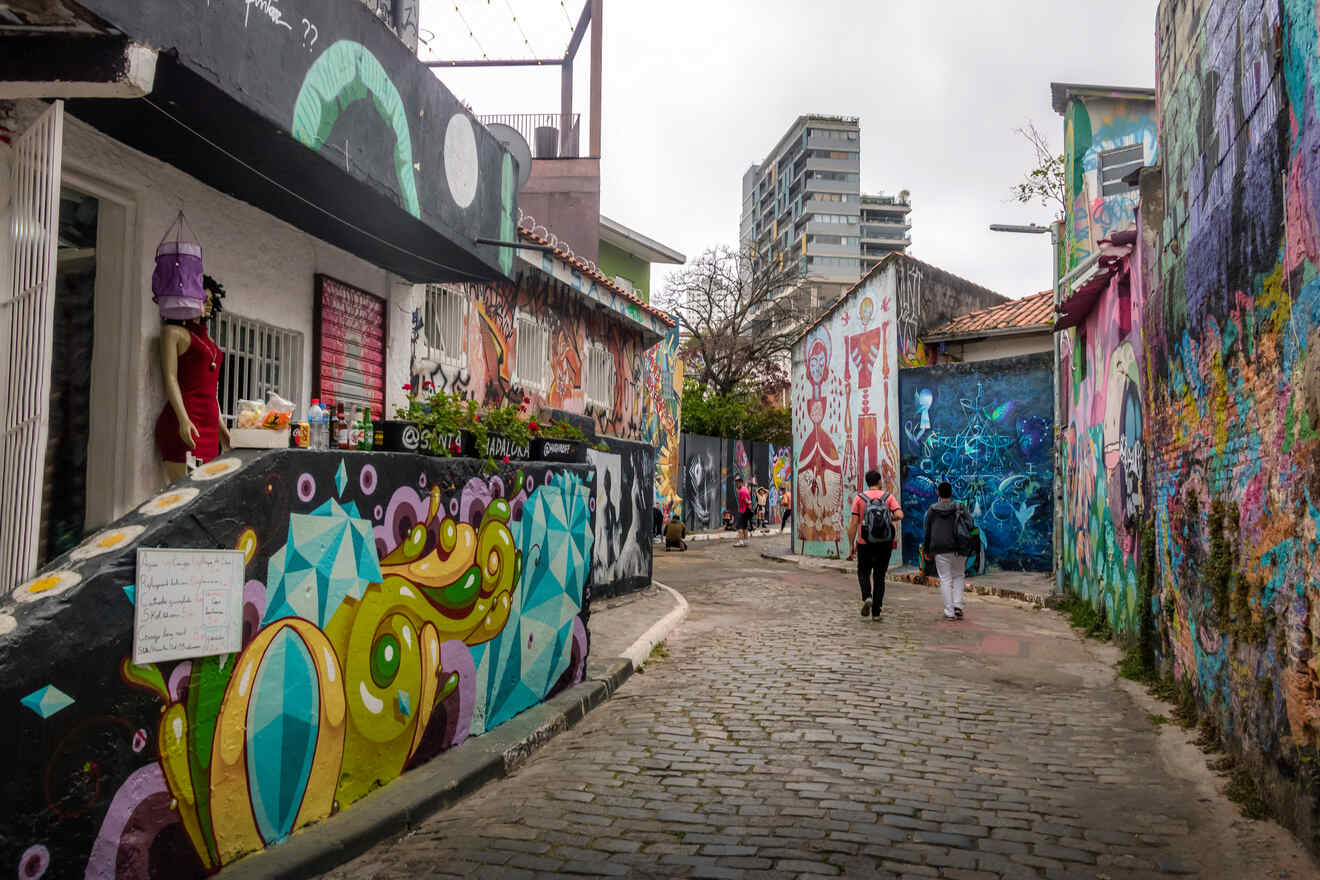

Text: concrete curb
xmin=216 ymin=582 xmax=691 ymax=880
xmin=758 ymin=551 xmax=1049 ymax=607
xmin=620 ymin=582 xmax=689 ymax=670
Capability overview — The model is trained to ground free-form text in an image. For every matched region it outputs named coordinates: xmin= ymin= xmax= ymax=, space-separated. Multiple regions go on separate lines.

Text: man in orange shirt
xmin=846 ymin=469 xmax=903 ymax=618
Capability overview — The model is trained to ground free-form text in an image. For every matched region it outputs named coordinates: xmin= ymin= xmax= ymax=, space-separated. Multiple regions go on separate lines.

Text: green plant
xmin=417 ymin=391 xmax=468 ymax=455
xmin=1225 ymin=767 xmax=1272 ymax=819
xmin=538 ymin=419 xmax=588 ymax=442
xmin=1147 ymin=713 xmax=1169 ymax=726
xmin=481 ymin=403 xmax=532 ymax=446
xmin=1058 ymin=594 xmax=1112 ymax=640
xmin=394 ymin=383 xmax=426 ymax=422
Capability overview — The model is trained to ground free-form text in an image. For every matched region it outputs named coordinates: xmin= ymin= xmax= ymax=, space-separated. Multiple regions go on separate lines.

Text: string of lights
xmin=451 ymin=3 xmax=488 ymax=60
xmin=499 ymin=0 xmax=537 ymax=61
xmin=558 ymin=0 xmax=575 ymax=34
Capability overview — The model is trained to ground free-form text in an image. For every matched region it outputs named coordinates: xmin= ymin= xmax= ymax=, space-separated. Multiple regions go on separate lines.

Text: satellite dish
xmin=487 ymin=123 xmax=532 ymax=188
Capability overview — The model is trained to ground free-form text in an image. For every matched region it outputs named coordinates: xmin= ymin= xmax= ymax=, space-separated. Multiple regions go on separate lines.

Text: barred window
xmin=424 ymin=284 xmax=466 ymax=365
xmin=514 ymin=312 xmax=549 ymax=391
xmin=214 ymin=313 xmax=303 ymax=426
xmin=585 ymin=341 xmax=615 ymax=409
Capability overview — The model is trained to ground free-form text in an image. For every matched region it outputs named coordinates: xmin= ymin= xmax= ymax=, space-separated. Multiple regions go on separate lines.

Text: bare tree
xmin=656 ymin=245 xmax=808 ymax=397
xmin=1010 ymin=121 xmax=1066 ymax=220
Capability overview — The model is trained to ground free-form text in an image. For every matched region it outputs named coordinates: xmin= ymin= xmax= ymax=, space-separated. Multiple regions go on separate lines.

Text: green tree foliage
xmin=681 ymin=376 xmax=791 ymax=445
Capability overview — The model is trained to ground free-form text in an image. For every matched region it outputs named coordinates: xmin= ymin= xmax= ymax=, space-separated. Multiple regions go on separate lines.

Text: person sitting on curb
xmin=663 ymin=515 xmax=687 ymax=551
xmin=722 ymin=509 xmax=736 ymax=531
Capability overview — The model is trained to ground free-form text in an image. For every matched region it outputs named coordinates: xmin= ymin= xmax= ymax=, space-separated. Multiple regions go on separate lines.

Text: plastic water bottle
xmin=308 ymin=398 xmax=325 ymax=450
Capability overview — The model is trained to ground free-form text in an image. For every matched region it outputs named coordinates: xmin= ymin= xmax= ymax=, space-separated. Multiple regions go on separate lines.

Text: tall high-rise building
xmin=739 ymin=114 xmax=911 ymax=336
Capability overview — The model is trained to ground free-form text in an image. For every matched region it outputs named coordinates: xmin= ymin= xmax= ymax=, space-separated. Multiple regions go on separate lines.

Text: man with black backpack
xmin=846 ymin=469 xmax=903 ymax=619
xmin=922 ymin=481 xmax=973 ymax=620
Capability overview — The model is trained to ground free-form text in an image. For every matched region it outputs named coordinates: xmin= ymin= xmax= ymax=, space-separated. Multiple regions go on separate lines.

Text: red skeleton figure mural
xmin=797 ymin=330 xmax=843 ymax=546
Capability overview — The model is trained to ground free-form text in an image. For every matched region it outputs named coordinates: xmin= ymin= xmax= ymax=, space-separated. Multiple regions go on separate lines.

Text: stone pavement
xmin=323 ymin=534 xmax=1314 ymax=879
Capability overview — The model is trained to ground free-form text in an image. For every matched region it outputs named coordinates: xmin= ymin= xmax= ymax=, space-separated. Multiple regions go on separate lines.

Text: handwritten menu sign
xmin=133 ymin=549 xmax=245 ymax=665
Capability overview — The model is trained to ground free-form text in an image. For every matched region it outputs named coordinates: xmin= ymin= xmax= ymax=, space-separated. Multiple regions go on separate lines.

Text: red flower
xmin=402 ymin=383 xmax=412 ymax=392
xmin=523 ymin=395 xmax=531 ymax=403
xmin=474 ymin=414 xmax=481 ymax=423
xmin=423 ymin=381 xmax=434 ymax=390
xmin=501 ymin=455 xmax=510 ymax=464
xmin=450 ymin=441 xmax=461 ymax=454
xmin=529 ymin=420 xmax=540 ymax=433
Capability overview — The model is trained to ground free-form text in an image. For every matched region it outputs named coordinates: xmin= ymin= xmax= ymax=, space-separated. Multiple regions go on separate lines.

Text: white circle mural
xmin=444 ymin=114 xmax=479 ymax=209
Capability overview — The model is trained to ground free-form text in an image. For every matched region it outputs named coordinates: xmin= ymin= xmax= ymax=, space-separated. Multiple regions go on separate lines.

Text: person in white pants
xmin=921 ymin=481 xmax=968 ymax=620
xmin=934 ymin=552 xmax=966 ymax=619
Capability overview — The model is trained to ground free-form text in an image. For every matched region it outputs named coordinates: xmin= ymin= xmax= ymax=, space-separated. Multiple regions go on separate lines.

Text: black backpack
xmin=953 ymin=504 xmax=975 ymax=554
xmin=859 ymin=492 xmax=896 ymax=544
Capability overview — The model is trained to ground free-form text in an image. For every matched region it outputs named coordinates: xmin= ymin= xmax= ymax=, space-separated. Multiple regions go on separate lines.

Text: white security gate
xmin=1 ymin=101 xmax=64 ymax=594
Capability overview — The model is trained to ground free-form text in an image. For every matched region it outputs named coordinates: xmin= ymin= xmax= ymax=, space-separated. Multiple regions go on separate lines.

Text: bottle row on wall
xmin=296 ymin=399 xmax=378 ymax=451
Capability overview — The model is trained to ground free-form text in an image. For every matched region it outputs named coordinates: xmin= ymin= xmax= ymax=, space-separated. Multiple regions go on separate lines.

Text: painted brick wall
xmin=1148 ymin=0 xmax=1320 ymax=848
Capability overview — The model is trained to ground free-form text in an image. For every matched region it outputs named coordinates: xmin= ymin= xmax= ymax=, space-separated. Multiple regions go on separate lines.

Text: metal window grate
xmin=214 ymin=313 xmax=303 ymax=426
xmin=585 ymin=341 xmax=615 ymax=409
xmin=513 ymin=312 xmax=548 ymax=391
xmin=424 ymin=284 xmax=466 ymax=365
xmin=1 ymin=101 xmax=63 ymax=594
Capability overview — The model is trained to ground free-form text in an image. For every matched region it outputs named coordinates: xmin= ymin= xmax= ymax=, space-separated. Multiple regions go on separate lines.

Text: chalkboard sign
xmin=133 ymin=548 xmax=245 ymax=665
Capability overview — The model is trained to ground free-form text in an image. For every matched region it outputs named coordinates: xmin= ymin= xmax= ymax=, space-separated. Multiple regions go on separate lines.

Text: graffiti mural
xmin=0 ymin=450 xmax=593 ymax=877
xmin=587 ymin=443 xmax=654 ymax=596
xmin=899 ymin=354 xmax=1054 ymax=572
xmin=641 ymin=320 xmax=684 ymax=520
xmin=682 ymin=434 xmax=722 ymax=532
xmin=411 ymin=276 xmax=653 ymax=442
xmin=1053 ymin=0 xmax=1320 ymax=844
xmin=791 ymin=254 xmax=1003 ymax=558
xmin=1062 ymin=95 xmax=1157 ymax=267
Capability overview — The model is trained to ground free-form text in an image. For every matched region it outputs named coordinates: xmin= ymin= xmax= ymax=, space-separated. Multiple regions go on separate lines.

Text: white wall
xmin=4 ymin=100 xmax=403 ymax=524
xmin=937 ymin=331 xmax=1053 ymax=364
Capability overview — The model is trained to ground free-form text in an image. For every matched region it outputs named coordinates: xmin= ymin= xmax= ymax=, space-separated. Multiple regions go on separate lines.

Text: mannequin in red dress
xmin=155 ymin=276 xmax=230 ymax=481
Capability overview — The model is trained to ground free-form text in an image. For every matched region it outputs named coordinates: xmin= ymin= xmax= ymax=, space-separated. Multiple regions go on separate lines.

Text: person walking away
xmin=663 ymin=515 xmax=688 ymax=551
xmin=780 ymin=485 xmax=793 ymax=533
xmin=922 ymin=481 xmax=970 ymax=620
xmin=734 ymin=476 xmax=752 ymax=547
xmin=846 ymin=469 xmax=902 ymax=618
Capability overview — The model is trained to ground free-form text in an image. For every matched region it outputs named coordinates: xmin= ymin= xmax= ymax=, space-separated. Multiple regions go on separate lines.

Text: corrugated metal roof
xmin=925 ymin=289 xmax=1054 ymax=340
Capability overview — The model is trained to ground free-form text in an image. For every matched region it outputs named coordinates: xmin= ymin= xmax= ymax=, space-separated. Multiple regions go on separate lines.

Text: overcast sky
xmin=419 ymin=1 xmax=1157 ymax=300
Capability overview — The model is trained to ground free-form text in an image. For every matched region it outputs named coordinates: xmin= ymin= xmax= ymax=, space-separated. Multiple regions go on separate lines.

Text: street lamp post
xmin=989 ymin=222 xmax=1063 ymax=594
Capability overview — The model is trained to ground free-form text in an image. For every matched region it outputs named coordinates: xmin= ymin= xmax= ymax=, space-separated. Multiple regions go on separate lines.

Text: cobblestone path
xmin=326 ymin=537 xmax=1308 ymax=879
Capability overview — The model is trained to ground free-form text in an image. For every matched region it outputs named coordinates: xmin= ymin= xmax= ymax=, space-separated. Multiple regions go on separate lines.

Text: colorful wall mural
xmin=791 ymin=255 xmax=1006 ymax=558
xmin=640 ymin=319 xmax=684 ymax=521
xmin=1062 ymin=94 xmax=1158 ymax=268
xmin=1057 ymin=0 xmax=1320 ymax=849
xmin=0 ymin=450 xmax=593 ymax=877
xmin=410 ymin=274 xmax=653 ymax=442
xmin=898 ymin=353 xmax=1054 ymax=572
xmin=1058 ymin=238 xmax=1148 ymax=627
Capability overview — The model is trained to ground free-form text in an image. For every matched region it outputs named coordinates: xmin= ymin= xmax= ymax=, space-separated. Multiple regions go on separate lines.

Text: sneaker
xmin=954 ymin=607 xmax=964 ymax=619
xmin=872 ymin=606 xmax=883 ymax=619
xmin=860 ymin=598 xmax=872 ymax=617
xmin=943 ymin=611 xmax=957 ymax=620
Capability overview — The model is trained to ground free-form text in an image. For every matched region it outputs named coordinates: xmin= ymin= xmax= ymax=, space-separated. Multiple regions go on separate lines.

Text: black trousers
xmin=856 ymin=542 xmax=893 ymax=607
xmin=780 ymin=509 xmax=792 ymax=532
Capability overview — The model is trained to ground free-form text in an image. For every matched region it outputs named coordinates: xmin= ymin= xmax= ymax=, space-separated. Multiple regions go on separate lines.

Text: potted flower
xmin=531 ymin=418 xmax=589 ymax=463
xmin=479 ymin=402 xmax=532 ymax=463
xmin=383 ymin=383 xmax=424 ymax=453
xmin=418 ymin=390 xmax=476 ymax=457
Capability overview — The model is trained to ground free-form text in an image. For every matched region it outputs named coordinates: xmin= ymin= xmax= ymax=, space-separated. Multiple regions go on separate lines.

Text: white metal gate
xmin=1 ymin=101 xmax=64 ymax=594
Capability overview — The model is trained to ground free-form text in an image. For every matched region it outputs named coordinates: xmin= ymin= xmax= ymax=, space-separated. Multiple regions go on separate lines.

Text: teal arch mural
xmin=292 ymin=40 xmax=421 ymax=218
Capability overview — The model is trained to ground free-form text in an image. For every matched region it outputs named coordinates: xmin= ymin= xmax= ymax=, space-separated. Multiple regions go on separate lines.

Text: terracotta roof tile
xmin=517 ymin=226 xmax=676 ymax=327
xmin=925 ymin=289 xmax=1054 ymax=339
